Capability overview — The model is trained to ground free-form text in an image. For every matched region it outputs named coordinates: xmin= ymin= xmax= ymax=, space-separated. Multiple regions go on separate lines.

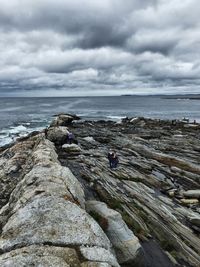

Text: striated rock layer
xmin=0 ymin=115 xmax=200 ymax=267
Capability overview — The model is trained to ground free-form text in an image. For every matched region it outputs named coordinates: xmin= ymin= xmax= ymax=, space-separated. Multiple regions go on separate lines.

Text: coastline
xmin=0 ymin=114 xmax=200 ymax=266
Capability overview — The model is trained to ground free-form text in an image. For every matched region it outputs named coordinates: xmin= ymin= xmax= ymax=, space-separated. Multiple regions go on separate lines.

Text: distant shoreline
xmin=1 ymin=93 xmax=200 ymax=98
xmin=162 ymin=97 xmax=200 ymax=100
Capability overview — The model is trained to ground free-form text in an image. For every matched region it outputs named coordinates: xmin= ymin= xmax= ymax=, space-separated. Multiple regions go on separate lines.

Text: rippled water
xmin=0 ymin=96 xmax=200 ymax=146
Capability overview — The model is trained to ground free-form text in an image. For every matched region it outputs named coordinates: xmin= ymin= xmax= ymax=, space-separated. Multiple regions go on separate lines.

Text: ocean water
xmin=0 ymin=96 xmax=200 ymax=146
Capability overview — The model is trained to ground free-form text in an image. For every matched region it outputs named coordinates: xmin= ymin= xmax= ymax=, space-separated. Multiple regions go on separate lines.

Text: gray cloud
xmin=0 ymin=0 xmax=199 ymax=96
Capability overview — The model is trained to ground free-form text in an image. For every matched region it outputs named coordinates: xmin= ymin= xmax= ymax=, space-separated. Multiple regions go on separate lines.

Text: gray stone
xmin=83 ymin=136 xmax=96 ymax=143
xmin=2 ymin=115 xmax=200 ymax=267
xmin=62 ymin=144 xmax=82 ymax=153
xmin=183 ymin=190 xmax=200 ymax=199
xmin=86 ymin=201 xmax=142 ymax=265
xmin=0 ymin=138 xmax=119 ymax=267
xmin=152 ymin=170 xmax=166 ymax=181
xmin=50 ymin=114 xmax=80 ymax=127
xmin=0 ymin=196 xmax=112 ymax=252
xmin=80 ymin=246 xmax=120 ymax=267
xmin=47 ymin=126 xmax=69 ymax=145
xmin=0 ymin=245 xmax=80 ymax=267
xmin=190 ymin=216 xmax=200 ymax=227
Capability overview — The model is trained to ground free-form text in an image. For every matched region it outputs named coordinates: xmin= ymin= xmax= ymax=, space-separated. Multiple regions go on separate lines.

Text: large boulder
xmin=62 ymin=144 xmax=82 ymax=154
xmin=86 ymin=200 xmax=144 ymax=266
xmin=47 ymin=126 xmax=69 ymax=145
xmin=0 ymin=197 xmax=111 ymax=251
xmin=50 ymin=114 xmax=80 ymax=127
xmin=183 ymin=190 xmax=200 ymax=199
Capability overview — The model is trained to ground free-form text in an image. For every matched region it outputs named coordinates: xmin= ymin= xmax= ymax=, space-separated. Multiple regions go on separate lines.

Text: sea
xmin=0 ymin=96 xmax=200 ymax=147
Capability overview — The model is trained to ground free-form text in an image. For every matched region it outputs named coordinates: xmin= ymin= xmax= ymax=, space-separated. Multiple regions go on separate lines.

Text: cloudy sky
xmin=0 ymin=0 xmax=200 ymax=96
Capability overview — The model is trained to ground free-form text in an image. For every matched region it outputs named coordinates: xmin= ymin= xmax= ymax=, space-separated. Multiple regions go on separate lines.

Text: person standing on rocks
xmin=108 ymin=149 xmax=114 ymax=168
xmin=112 ymin=151 xmax=119 ymax=169
xmin=108 ymin=150 xmax=119 ymax=169
xmin=67 ymin=132 xmax=74 ymax=144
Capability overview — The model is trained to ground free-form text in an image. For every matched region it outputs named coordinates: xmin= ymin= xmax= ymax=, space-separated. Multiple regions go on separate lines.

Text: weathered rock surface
xmin=47 ymin=126 xmax=69 ymax=145
xmin=0 ymin=135 xmax=119 ymax=266
xmin=62 ymin=143 xmax=82 ymax=154
xmin=1 ymin=116 xmax=200 ymax=267
xmin=50 ymin=114 xmax=80 ymax=127
xmin=86 ymin=200 xmax=143 ymax=266
xmin=58 ymin=117 xmax=200 ymax=267
xmin=183 ymin=190 xmax=200 ymax=199
xmin=0 ymin=245 xmax=81 ymax=267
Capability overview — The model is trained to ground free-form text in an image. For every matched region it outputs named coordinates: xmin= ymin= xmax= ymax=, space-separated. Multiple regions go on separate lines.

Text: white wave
xmin=31 ymin=119 xmax=45 ymax=123
xmin=106 ymin=115 xmax=125 ymax=121
xmin=0 ymin=137 xmax=13 ymax=146
xmin=9 ymin=125 xmax=27 ymax=134
xmin=0 ymin=106 xmax=22 ymax=112
xmin=76 ymin=113 xmax=89 ymax=116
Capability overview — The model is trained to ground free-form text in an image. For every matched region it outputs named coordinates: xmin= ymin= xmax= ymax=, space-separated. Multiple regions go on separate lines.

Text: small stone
xmin=180 ymin=199 xmax=199 ymax=204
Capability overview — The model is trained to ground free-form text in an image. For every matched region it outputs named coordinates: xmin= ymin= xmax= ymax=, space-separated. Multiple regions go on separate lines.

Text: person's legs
xmin=113 ymin=159 xmax=118 ymax=168
xmin=109 ymin=160 xmax=113 ymax=168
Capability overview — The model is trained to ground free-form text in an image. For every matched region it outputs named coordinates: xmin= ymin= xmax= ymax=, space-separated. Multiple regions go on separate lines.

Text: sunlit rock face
xmin=0 ymin=116 xmax=200 ymax=267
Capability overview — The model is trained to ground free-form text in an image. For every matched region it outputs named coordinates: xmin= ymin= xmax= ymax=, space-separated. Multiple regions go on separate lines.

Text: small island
xmin=0 ymin=114 xmax=200 ymax=267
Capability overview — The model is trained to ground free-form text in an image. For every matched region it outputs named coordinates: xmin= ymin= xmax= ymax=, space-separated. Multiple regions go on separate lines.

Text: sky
xmin=0 ymin=0 xmax=200 ymax=96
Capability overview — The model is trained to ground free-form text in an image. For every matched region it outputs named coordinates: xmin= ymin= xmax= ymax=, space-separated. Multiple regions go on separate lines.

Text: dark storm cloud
xmin=0 ymin=0 xmax=200 ymax=96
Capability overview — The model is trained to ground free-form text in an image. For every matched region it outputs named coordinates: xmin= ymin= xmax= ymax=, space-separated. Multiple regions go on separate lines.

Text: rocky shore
xmin=0 ymin=114 xmax=200 ymax=267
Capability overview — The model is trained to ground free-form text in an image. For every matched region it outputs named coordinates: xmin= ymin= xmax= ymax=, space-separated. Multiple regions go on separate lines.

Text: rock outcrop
xmin=46 ymin=126 xmax=69 ymax=145
xmin=0 ymin=116 xmax=200 ymax=267
xmin=86 ymin=201 xmax=143 ymax=266
xmin=50 ymin=114 xmax=80 ymax=127
xmin=0 ymin=135 xmax=119 ymax=267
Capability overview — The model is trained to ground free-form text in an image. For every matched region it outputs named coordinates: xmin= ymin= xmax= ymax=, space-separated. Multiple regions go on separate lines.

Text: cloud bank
xmin=0 ymin=0 xmax=200 ymax=96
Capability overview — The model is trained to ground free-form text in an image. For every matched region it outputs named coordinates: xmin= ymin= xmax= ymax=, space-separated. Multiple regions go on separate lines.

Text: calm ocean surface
xmin=0 ymin=96 xmax=200 ymax=146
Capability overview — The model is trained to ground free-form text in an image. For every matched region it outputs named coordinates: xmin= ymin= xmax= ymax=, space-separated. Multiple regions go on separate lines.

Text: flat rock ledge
xmin=0 ymin=136 xmax=119 ymax=267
